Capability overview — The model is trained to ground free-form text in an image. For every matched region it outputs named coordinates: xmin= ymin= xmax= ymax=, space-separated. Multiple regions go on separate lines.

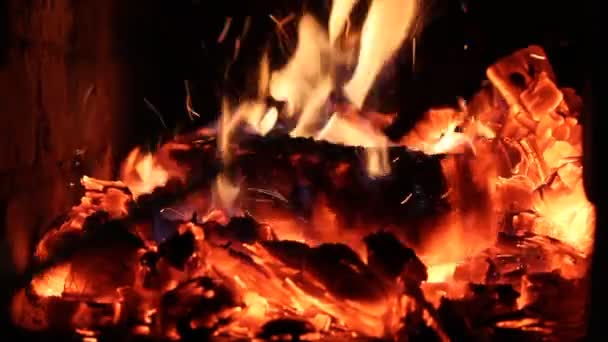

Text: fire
xmin=121 ymin=148 xmax=169 ymax=199
xmin=120 ymin=143 xmax=190 ymax=199
xmin=10 ymin=3 xmax=594 ymax=341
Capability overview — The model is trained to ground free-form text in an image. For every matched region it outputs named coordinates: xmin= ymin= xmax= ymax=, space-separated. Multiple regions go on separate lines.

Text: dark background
xmin=116 ymin=0 xmax=588 ymax=147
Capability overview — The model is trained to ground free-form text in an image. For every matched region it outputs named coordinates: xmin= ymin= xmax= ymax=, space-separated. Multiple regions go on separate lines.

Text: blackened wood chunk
xmin=364 ymin=230 xmax=427 ymax=284
xmin=206 ymin=215 xmax=277 ymax=246
xmin=225 ymin=214 xmax=276 ymax=243
xmin=262 ymin=240 xmax=311 ymax=270
xmin=159 ymin=230 xmax=195 ymax=270
xmin=79 ymin=218 xmax=145 ymax=250
xmin=36 ymin=211 xmax=112 ymax=263
xmin=467 ymin=284 xmax=520 ymax=315
xmin=304 ymin=243 xmax=386 ymax=301
xmin=455 ymin=232 xmax=588 ymax=286
xmin=139 ymin=250 xmax=161 ymax=289
xmin=491 ymin=328 xmax=548 ymax=342
xmin=436 ymin=298 xmax=479 ymax=341
xmin=398 ymin=307 xmax=443 ymax=342
xmin=161 ymin=277 xmax=238 ymax=339
xmin=62 ymin=221 xmax=143 ymax=300
xmin=227 ymin=134 xmax=448 ymax=232
xmin=520 ymin=272 xmax=587 ymax=324
xmin=128 ymin=179 xmax=189 ymax=219
xmin=256 ymin=318 xmax=316 ymax=341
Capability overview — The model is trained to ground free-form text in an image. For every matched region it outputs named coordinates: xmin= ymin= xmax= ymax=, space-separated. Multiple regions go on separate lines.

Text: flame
xmin=343 ymin=0 xmax=418 ymax=108
xmin=329 ymin=0 xmax=358 ymax=45
xmin=268 ymin=2 xmax=418 ymax=177
xmin=13 ymin=9 xmax=596 ymax=340
xmin=121 ymin=148 xmax=169 ymax=199
xmin=120 ymin=143 xmax=190 ymax=199
xmin=31 ymin=263 xmax=72 ymax=297
xmin=211 ymin=2 xmax=422 ymax=207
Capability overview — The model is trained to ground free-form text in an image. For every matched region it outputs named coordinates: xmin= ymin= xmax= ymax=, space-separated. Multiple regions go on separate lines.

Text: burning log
xmin=10 ymin=45 xmax=594 ymax=341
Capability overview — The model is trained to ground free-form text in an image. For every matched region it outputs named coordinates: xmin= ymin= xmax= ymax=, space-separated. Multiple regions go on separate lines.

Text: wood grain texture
xmin=0 ymin=0 xmax=129 ymax=274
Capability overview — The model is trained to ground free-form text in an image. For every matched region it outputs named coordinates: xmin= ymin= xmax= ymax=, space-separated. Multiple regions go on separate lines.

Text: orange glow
xmin=11 ymin=4 xmax=594 ymax=339
xmin=120 ymin=143 xmax=190 ymax=200
xmin=30 ymin=263 xmax=72 ymax=297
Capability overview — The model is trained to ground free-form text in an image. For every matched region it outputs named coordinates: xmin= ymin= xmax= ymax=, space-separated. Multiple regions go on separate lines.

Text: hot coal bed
xmin=1 ymin=1 xmax=594 ymax=342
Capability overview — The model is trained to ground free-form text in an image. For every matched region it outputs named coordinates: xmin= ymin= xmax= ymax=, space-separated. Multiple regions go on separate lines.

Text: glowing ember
xmin=9 ymin=4 xmax=594 ymax=341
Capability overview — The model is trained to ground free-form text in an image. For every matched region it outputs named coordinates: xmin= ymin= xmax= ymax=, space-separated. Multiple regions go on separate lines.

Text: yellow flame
xmin=121 ymin=148 xmax=169 ymax=199
xmin=329 ymin=0 xmax=358 ymax=45
xmin=344 ymin=0 xmax=418 ymax=108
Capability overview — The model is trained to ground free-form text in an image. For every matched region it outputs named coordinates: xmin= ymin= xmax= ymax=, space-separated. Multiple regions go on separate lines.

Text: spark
xmin=159 ymin=207 xmax=188 ymax=220
xmin=217 ymin=17 xmax=232 ymax=43
xmin=82 ymin=84 xmax=95 ymax=108
xmin=412 ymin=37 xmax=416 ymax=71
xmin=184 ymin=80 xmax=200 ymax=120
xmin=247 ymin=188 xmax=289 ymax=204
xmin=400 ymin=193 xmax=413 ymax=204
xmin=529 ymin=53 xmax=546 ymax=60
xmin=241 ymin=16 xmax=252 ymax=41
xmin=440 ymin=189 xmax=452 ymax=199
xmin=233 ymin=38 xmax=241 ymax=61
xmin=143 ymin=98 xmax=167 ymax=128
xmin=270 ymin=14 xmax=296 ymax=56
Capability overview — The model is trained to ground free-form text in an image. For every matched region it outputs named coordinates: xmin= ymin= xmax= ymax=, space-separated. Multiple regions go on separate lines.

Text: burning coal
xmin=10 ymin=2 xmax=593 ymax=341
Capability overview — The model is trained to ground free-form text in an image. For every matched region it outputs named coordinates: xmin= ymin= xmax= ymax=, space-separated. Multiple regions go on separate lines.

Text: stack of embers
xmin=11 ymin=46 xmax=591 ymax=341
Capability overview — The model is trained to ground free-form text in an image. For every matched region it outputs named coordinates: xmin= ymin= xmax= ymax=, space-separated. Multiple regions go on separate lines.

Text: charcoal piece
xmin=484 ymin=258 xmax=501 ymax=283
xmin=397 ymin=306 xmax=443 ymax=342
xmin=158 ymin=230 xmax=196 ymax=270
xmin=29 ymin=219 xmax=144 ymax=301
xmin=491 ymin=328 xmax=548 ymax=342
xmin=262 ymin=240 xmax=311 ymax=270
xmin=468 ymin=284 xmax=520 ymax=311
xmin=128 ymin=179 xmax=189 ymax=219
xmin=137 ymin=250 xmax=161 ymax=289
xmin=224 ymin=134 xmax=448 ymax=240
xmin=153 ymin=213 xmax=180 ymax=243
xmin=205 ymin=214 xmax=277 ymax=246
xmin=519 ymin=272 xmax=587 ymax=325
xmin=35 ymin=211 xmax=112 ymax=263
xmin=457 ymin=232 xmax=588 ymax=285
xmin=225 ymin=214 xmax=276 ymax=243
xmin=436 ymin=298 xmax=479 ymax=341
xmin=364 ymin=230 xmax=427 ymax=284
xmin=256 ymin=318 xmax=315 ymax=341
xmin=11 ymin=288 xmax=119 ymax=334
xmin=450 ymin=283 xmax=521 ymax=328
xmin=64 ymin=239 xmax=141 ymax=300
xmin=140 ymin=250 xmax=160 ymax=268
xmin=160 ymin=277 xmax=238 ymax=339
xmin=303 ymin=243 xmax=387 ymax=301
